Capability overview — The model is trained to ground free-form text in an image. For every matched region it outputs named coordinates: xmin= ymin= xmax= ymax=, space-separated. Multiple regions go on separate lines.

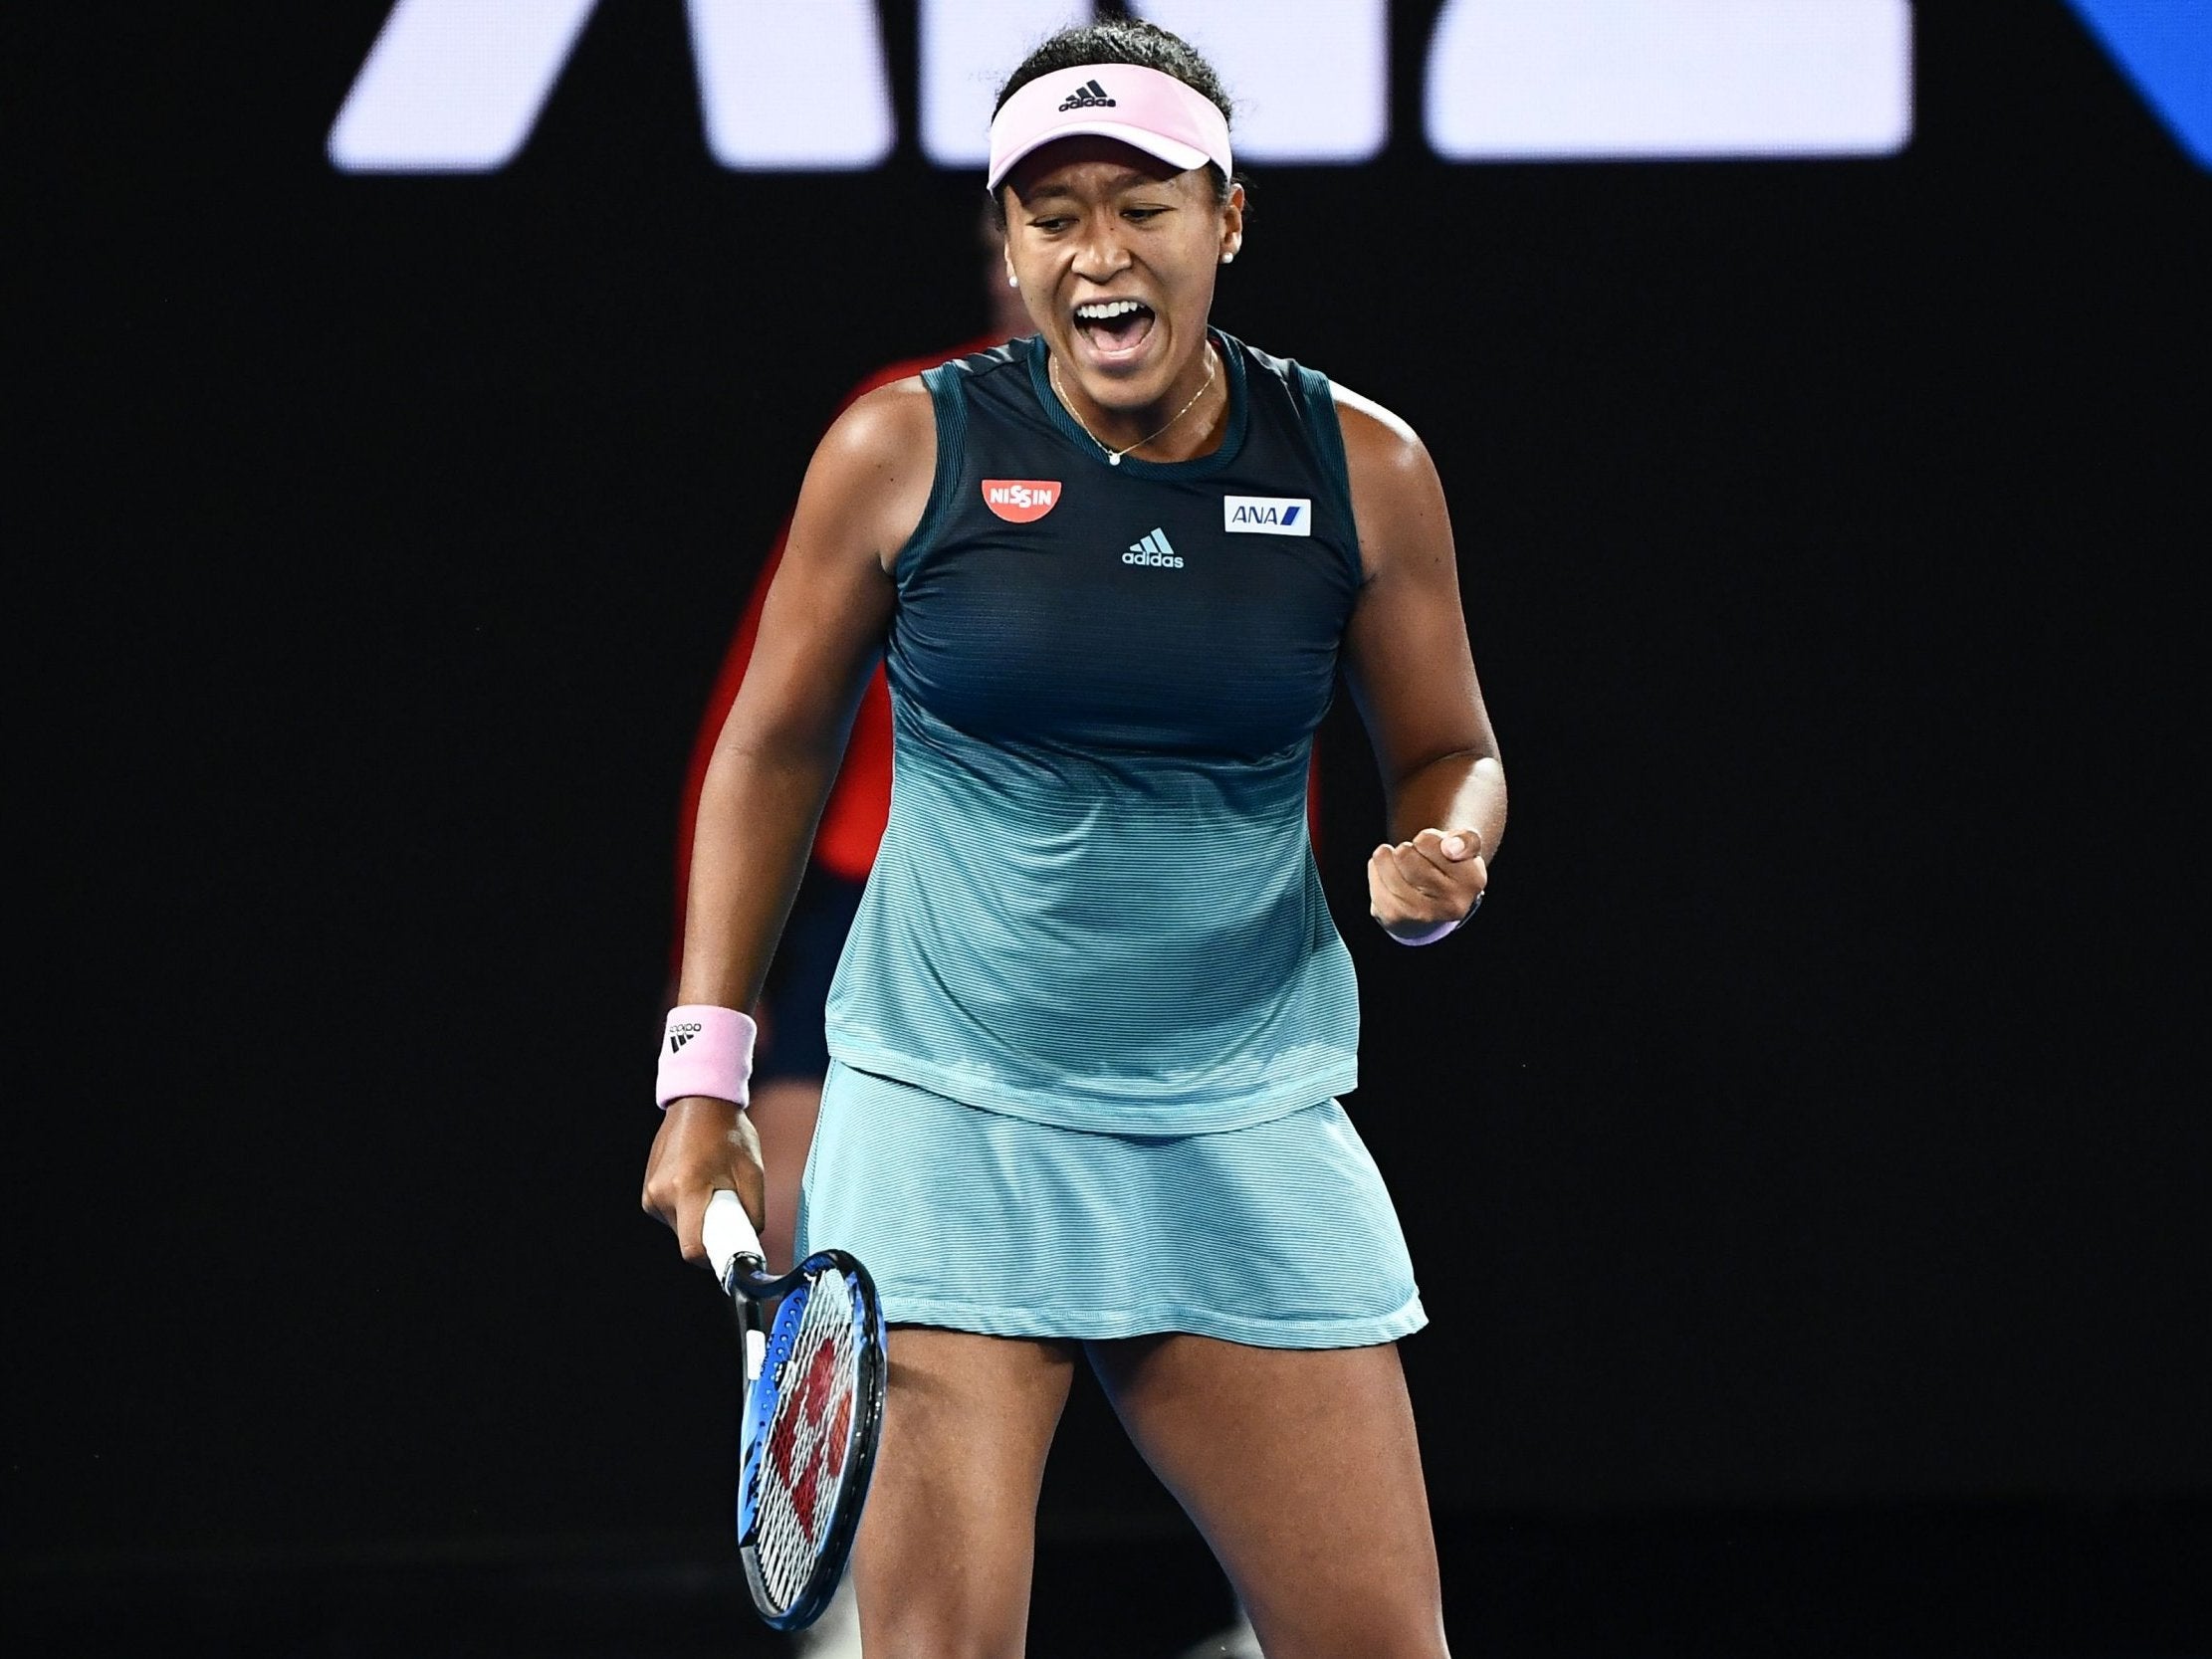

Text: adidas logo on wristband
xmin=655 ymin=1005 xmax=758 ymax=1110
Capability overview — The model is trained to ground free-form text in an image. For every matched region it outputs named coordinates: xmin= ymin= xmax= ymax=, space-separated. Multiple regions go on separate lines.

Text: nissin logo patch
xmin=1223 ymin=496 xmax=1312 ymax=536
xmin=982 ymin=480 xmax=1061 ymax=522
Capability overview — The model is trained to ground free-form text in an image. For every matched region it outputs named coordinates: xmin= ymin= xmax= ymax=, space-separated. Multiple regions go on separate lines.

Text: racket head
xmin=735 ymin=1248 xmax=887 ymax=1630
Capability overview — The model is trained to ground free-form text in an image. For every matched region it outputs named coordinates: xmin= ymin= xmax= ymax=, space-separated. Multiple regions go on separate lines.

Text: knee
xmin=860 ymin=1620 xmax=1028 ymax=1659
xmin=1249 ymin=1592 xmax=1449 ymax=1659
xmin=857 ymin=1584 xmax=1030 ymax=1659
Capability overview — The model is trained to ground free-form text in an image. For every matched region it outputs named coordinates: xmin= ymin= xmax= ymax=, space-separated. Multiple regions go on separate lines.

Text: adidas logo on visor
xmin=1057 ymin=79 xmax=1116 ymax=111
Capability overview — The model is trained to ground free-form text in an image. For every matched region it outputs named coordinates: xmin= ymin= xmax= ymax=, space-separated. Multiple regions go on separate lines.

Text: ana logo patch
xmin=1223 ymin=496 xmax=1312 ymax=536
xmin=982 ymin=479 xmax=1062 ymax=522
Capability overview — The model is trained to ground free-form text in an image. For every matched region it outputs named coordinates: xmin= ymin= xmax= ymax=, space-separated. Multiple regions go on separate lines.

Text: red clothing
xmin=673 ymin=336 xmax=1005 ymax=951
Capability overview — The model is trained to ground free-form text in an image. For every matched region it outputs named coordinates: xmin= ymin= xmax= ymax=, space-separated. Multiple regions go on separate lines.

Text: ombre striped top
xmin=822 ymin=332 xmax=1364 ymax=1133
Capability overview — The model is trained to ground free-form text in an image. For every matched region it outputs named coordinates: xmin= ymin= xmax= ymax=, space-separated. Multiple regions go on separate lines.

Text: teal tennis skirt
xmin=793 ymin=1061 xmax=1426 ymax=1349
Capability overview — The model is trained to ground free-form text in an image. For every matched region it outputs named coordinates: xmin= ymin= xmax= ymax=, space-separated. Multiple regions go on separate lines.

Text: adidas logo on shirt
xmin=1124 ymin=528 xmax=1184 ymax=568
xmin=1058 ymin=79 xmax=1116 ymax=111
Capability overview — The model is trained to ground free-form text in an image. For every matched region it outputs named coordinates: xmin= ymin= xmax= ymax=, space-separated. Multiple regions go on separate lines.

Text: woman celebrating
xmin=643 ymin=20 xmax=1504 ymax=1658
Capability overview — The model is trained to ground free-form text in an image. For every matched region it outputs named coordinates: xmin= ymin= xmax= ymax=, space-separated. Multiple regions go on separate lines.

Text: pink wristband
xmin=654 ymin=1005 xmax=757 ymax=1109
xmin=1391 ymin=891 xmax=1484 ymax=947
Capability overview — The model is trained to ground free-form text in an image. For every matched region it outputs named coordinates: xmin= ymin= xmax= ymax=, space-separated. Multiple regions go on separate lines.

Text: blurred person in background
xmin=672 ymin=209 xmax=1030 ymax=1282
xmin=665 ymin=209 xmax=1027 ymax=1659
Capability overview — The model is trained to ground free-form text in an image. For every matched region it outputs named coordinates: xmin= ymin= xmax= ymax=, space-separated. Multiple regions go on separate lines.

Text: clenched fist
xmin=1368 ymin=826 xmax=1486 ymax=944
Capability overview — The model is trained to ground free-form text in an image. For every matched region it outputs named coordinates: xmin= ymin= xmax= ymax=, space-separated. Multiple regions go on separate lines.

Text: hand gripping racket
xmin=702 ymin=1189 xmax=887 ymax=1631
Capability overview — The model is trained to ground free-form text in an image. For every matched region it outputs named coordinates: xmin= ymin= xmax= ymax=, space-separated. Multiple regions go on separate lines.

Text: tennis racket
xmin=702 ymin=1188 xmax=887 ymax=1631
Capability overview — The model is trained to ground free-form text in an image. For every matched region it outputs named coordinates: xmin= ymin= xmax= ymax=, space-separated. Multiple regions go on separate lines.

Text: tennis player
xmin=642 ymin=20 xmax=1504 ymax=1658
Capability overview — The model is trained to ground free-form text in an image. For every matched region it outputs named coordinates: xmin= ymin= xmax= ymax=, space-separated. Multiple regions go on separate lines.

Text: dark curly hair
xmin=992 ymin=18 xmax=1237 ymax=211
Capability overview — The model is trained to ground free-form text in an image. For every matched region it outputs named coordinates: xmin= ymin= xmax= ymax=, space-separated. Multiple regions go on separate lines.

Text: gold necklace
xmin=1049 ymin=345 xmax=1217 ymax=466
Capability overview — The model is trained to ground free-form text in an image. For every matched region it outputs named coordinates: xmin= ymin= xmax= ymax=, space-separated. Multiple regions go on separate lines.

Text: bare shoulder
xmin=1328 ymin=382 xmax=1450 ymax=581
xmin=1331 ymin=381 xmax=1424 ymax=456
xmin=814 ymin=374 xmax=936 ymax=476
xmin=796 ymin=375 xmax=938 ymax=573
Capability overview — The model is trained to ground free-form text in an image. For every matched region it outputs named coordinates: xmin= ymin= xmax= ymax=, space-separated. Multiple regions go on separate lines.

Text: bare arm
xmin=1335 ymin=386 xmax=1507 ymax=941
xmin=675 ymin=385 xmax=930 ymax=1007
xmin=642 ymin=378 xmax=935 ymax=1262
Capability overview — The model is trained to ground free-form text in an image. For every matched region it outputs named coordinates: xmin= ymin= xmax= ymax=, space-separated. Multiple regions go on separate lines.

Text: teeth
xmin=1076 ymin=300 xmax=1148 ymax=320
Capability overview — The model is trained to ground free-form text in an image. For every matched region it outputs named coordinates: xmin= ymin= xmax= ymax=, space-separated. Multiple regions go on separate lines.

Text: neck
xmin=1052 ymin=338 xmax=1222 ymax=463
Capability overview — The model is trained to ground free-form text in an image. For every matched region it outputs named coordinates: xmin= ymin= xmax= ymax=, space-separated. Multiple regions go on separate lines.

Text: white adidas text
xmin=1124 ymin=528 xmax=1184 ymax=568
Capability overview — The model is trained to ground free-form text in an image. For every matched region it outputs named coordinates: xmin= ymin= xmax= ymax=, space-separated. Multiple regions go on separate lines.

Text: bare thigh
xmin=1089 ymin=1336 xmax=1447 ymax=1659
xmin=747 ymin=1076 xmax=820 ymax=1273
xmin=854 ymin=1327 xmax=1077 ymax=1659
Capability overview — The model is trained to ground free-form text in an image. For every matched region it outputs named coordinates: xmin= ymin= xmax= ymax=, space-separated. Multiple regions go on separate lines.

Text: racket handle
xmin=704 ymin=1188 xmax=766 ymax=1288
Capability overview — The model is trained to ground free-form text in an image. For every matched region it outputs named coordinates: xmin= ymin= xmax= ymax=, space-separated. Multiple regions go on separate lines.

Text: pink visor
xmin=987 ymin=63 xmax=1232 ymax=193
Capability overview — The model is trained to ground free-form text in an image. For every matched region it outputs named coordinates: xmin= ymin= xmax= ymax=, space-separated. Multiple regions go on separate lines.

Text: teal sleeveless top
xmin=822 ymin=330 xmax=1364 ymax=1133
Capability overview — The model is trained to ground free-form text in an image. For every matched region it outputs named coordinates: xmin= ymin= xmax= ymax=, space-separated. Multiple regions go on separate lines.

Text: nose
xmin=1070 ymin=213 xmax=1133 ymax=284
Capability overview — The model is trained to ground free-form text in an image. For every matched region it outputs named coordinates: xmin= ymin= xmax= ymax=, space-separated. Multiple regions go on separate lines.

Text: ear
xmin=1218 ymin=181 xmax=1246 ymax=264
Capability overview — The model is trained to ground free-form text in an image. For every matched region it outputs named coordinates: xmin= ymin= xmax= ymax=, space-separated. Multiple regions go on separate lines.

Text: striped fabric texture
xmin=823 ymin=333 xmax=1366 ymax=1134
xmin=797 ymin=1062 xmax=1426 ymax=1348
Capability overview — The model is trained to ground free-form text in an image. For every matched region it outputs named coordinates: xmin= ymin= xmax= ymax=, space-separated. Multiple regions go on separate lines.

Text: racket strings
xmin=753 ymin=1267 xmax=861 ymax=1610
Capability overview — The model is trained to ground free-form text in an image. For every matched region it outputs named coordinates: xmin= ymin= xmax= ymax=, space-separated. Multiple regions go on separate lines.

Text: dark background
xmin=14 ymin=2 xmax=2211 ymax=1653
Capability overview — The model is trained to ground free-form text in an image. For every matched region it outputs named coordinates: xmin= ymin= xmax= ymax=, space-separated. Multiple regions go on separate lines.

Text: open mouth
xmin=1072 ymin=298 xmax=1156 ymax=361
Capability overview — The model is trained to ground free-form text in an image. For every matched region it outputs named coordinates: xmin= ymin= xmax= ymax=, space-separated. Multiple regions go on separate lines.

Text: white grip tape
xmin=703 ymin=1188 xmax=764 ymax=1285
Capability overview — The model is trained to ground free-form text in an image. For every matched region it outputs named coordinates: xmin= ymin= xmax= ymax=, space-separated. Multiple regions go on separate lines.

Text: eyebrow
xmin=1021 ymin=169 xmax=1161 ymax=204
